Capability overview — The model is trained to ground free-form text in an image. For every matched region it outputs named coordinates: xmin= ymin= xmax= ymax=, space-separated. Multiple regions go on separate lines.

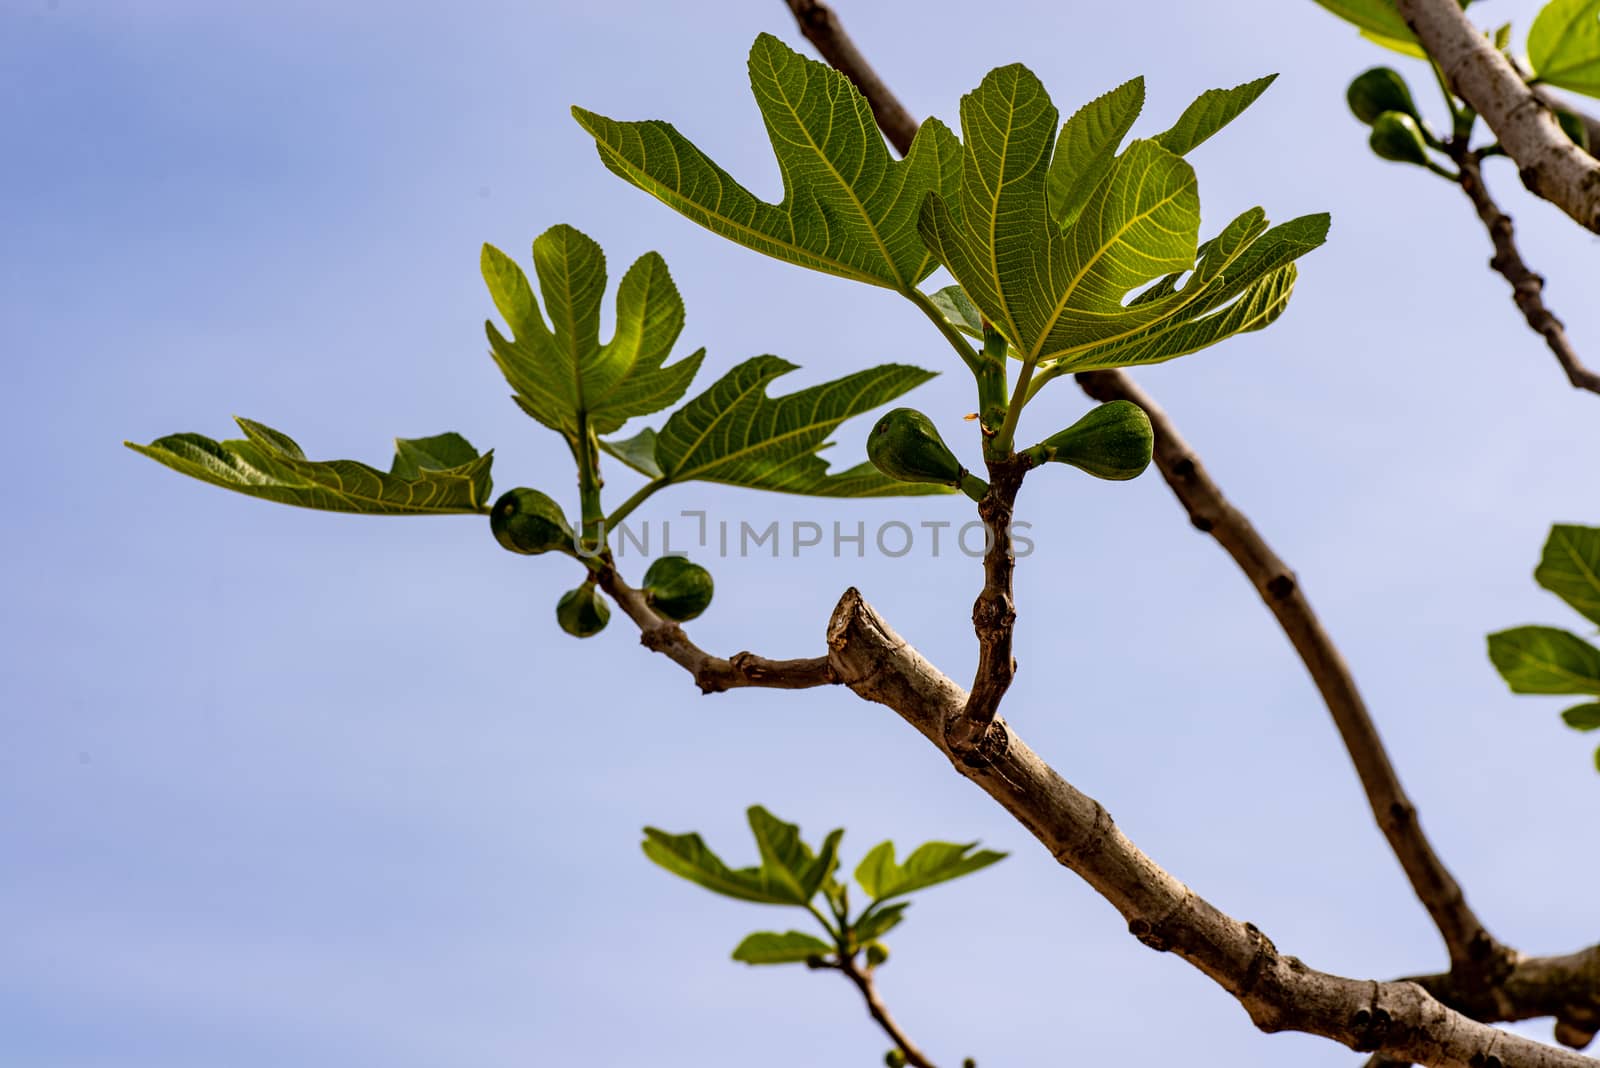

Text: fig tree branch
xmin=776 ymin=0 xmax=1504 ymax=989
xmin=1393 ymin=0 xmax=1600 ymax=233
xmin=594 ymin=559 xmax=836 ymax=693
xmin=1075 ymin=369 xmax=1511 ymax=988
xmin=822 ymin=588 xmax=1592 ymax=1068
xmin=812 ymin=954 xmax=938 ymax=1068
xmin=1447 ymin=147 xmax=1600 ymax=395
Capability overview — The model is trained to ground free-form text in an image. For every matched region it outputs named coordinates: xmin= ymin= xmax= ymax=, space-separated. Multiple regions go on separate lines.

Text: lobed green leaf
xmin=573 ymin=34 xmax=960 ymax=292
xmin=853 ymin=840 xmax=1006 ymax=902
xmin=127 ymin=421 xmax=493 ymax=515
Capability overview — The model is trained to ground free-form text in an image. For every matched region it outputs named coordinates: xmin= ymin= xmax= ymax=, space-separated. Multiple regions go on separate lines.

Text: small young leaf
xmin=641 ymin=827 xmax=809 ymax=905
xmin=1487 ymin=626 xmax=1600 ymax=695
xmin=650 ymin=356 xmax=950 ymax=497
xmin=1529 ymin=0 xmax=1600 ymax=98
xmin=1153 ymin=74 xmax=1277 ymax=157
xmin=127 ymin=421 xmax=493 ymax=515
xmin=854 ymin=840 xmax=1006 ymax=901
xmin=599 ymin=427 xmax=663 ymax=479
xmin=483 ymin=227 xmax=703 ymax=438
xmin=731 ymin=930 xmax=834 ymax=965
xmin=574 ymin=34 xmax=961 ymax=292
xmin=1534 ymin=524 xmax=1600 ymax=626
xmin=852 ymin=901 xmax=910 ymax=944
xmin=927 ymin=285 xmax=985 ymax=341
xmin=1561 ymin=702 xmax=1600 ymax=730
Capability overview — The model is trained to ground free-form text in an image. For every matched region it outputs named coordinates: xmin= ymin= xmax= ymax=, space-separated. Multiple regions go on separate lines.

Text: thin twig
xmin=1449 ymin=147 xmax=1600 ymax=395
xmin=816 ymin=955 xmax=938 ymax=1068
xmin=952 ymin=457 xmax=1027 ymax=753
xmin=1076 ymin=369 xmax=1513 ymax=994
xmin=594 ymin=559 xmax=837 ymax=693
xmin=775 ymin=0 xmax=1508 ymax=991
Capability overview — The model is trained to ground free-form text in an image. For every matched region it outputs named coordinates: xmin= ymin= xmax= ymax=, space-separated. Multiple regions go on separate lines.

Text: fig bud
xmin=1346 ymin=67 xmax=1420 ymax=126
xmin=1368 ymin=111 xmax=1431 ymax=167
xmin=1026 ymin=400 xmax=1153 ymax=480
xmin=642 ymin=555 xmax=714 ymax=622
xmin=491 ymin=487 xmax=574 ymax=556
xmin=865 ymin=942 xmax=890 ymax=967
xmin=556 ymin=583 xmax=610 ymax=638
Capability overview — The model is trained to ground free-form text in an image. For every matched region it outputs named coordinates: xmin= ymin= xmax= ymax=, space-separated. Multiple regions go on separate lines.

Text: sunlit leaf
xmin=853 ymin=840 xmax=1006 ymax=901
xmin=649 ymin=356 xmax=950 ymax=496
xmin=732 ymin=930 xmax=835 ymax=965
xmin=127 ymin=421 xmax=493 ymax=515
xmin=1535 ymin=524 xmax=1600 ymax=625
xmin=641 ymin=827 xmax=810 ymax=906
xmin=574 ymin=34 xmax=960 ymax=291
xmin=1048 ymin=77 xmax=1145 ymax=229
xmin=1488 ymin=626 xmax=1600 ymax=695
xmin=1311 ymin=0 xmax=1416 ymax=42
xmin=483 ymin=226 xmax=703 ymax=438
xmin=1154 ymin=75 xmax=1277 ymax=156
xmin=1530 ymin=0 xmax=1600 ymax=98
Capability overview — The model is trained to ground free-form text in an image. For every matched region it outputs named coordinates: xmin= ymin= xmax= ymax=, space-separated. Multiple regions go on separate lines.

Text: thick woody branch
xmin=594 ymin=562 xmax=836 ymax=693
xmin=1411 ymin=946 xmax=1600 ymax=1051
xmin=1393 ymin=0 xmax=1600 ymax=233
xmin=1076 ymin=369 xmax=1510 ymax=990
xmin=824 ymin=589 xmax=1593 ymax=1068
xmin=1449 ymin=149 xmax=1600 ymax=395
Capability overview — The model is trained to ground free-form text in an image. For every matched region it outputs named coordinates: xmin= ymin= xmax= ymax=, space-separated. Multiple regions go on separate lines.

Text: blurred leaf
xmin=651 ymin=356 xmax=950 ymax=496
xmin=852 ymin=902 xmax=910 ymax=944
xmin=482 ymin=226 xmax=703 ymax=438
xmin=928 ymin=285 xmax=985 ymax=340
xmin=1488 ymin=626 xmax=1600 ymax=694
xmin=127 ymin=421 xmax=493 ymax=515
xmin=1562 ymin=702 xmax=1600 ymax=730
xmin=1154 ymin=75 xmax=1277 ymax=157
xmin=731 ymin=930 xmax=834 ymax=965
xmin=854 ymin=840 xmax=1006 ymax=901
xmin=1493 ymin=22 xmax=1514 ymax=51
xmin=1535 ymin=524 xmax=1600 ymax=625
xmin=1530 ymin=0 xmax=1600 ymax=97
xmin=641 ymin=827 xmax=810 ymax=906
xmin=1359 ymin=28 xmax=1428 ymax=58
xmin=748 ymin=806 xmax=843 ymax=901
xmin=1311 ymin=0 xmax=1415 ymax=42
xmin=574 ymin=34 xmax=960 ymax=292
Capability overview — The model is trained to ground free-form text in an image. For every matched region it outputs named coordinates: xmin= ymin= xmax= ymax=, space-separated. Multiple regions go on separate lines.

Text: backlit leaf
xmin=1488 ymin=626 xmax=1600 ymax=695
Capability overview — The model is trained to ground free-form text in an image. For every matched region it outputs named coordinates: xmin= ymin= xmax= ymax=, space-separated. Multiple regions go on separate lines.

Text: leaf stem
xmin=807 ymin=901 xmax=844 ymax=944
xmin=573 ymin=413 xmax=605 ymax=549
xmin=990 ymin=357 xmax=1037 ymax=459
xmin=606 ymin=477 xmax=669 ymax=529
xmin=906 ymin=288 xmax=984 ymax=376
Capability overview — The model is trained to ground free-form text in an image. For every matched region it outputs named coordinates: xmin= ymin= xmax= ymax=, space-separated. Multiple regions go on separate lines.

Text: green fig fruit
xmin=556 ymin=584 xmax=610 ymax=638
xmin=865 ymin=942 xmax=890 ymax=968
xmin=1025 ymin=400 xmax=1153 ymax=481
xmin=1556 ymin=109 xmax=1591 ymax=153
xmin=642 ymin=555 xmax=714 ymax=622
xmin=867 ymin=408 xmax=988 ymax=500
xmin=491 ymin=487 xmax=574 ymax=556
xmin=1369 ymin=111 xmax=1432 ymax=167
xmin=1347 ymin=67 xmax=1420 ymax=126
xmin=884 ymin=1051 xmax=907 ymax=1068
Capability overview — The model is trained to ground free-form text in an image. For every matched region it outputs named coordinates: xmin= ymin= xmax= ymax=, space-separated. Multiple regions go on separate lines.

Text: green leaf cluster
xmin=1487 ymin=524 xmax=1600 ymax=770
xmin=642 ymin=806 xmax=1004 ymax=967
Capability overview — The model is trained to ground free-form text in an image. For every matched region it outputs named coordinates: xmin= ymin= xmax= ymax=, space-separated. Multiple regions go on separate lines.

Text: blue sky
xmin=4 ymin=1 xmax=1598 ymax=1065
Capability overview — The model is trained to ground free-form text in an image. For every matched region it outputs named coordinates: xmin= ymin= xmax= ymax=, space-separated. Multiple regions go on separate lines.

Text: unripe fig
xmin=642 ymin=555 xmax=714 ymax=622
xmin=868 ymin=407 xmax=964 ymax=486
xmin=491 ymin=487 xmax=574 ymax=555
xmin=1026 ymin=400 xmax=1152 ymax=481
xmin=556 ymin=583 xmax=610 ymax=638
xmin=1368 ymin=111 xmax=1431 ymax=166
xmin=865 ymin=942 xmax=890 ymax=967
xmin=885 ymin=1051 xmax=907 ymax=1068
xmin=1346 ymin=67 xmax=1419 ymax=126
xmin=1556 ymin=109 xmax=1591 ymax=152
